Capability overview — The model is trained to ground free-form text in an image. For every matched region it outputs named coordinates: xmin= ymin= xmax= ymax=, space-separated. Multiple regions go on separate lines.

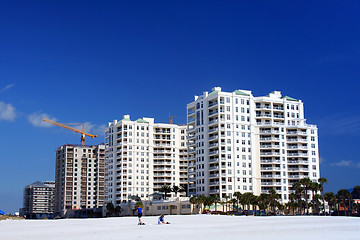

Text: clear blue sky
xmin=1 ymin=1 xmax=359 ymax=213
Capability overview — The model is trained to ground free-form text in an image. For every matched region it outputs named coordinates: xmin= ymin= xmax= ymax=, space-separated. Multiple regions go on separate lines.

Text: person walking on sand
xmin=136 ymin=206 xmax=143 ymax=225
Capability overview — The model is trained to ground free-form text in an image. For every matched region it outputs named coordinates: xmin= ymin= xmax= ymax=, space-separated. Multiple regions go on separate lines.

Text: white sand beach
xmin=1 ymin=215 xmax=359 ymax=240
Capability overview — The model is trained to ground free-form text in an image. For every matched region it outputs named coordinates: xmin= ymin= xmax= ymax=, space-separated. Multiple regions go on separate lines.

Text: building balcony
xmin=209 ymin=135 xmax=219 ymax=141
xmin=209 ymin=158 xmax=219 ymax=163
xmin=287 ymin=138 xmax=308 ymax=143
xmin=209 ymin=150 xmax=219 ymax=156
xmin=259 ymin=130 xmax=280 ymax=134
xmin=208 ymin=128 xmax=218 ymax=133
xmin=209 ymin=181 xmax=220 ymax=186
xmin=287 ymin=160 xmax=309 ymax=164
xmin=261 ymin=190 xmax=282 ymax=194
xmin=287 ymin=146 xmax=308 ymax=150
xmin=209 ymin=189 xmax=220 ymax=193
xmin=153 ymin=179 xmax=173 ymax=183
xmin=288 ymin=175 xmax=308 ymax=179
xmin=209 ymin=174 xmax=220 ymax=178
xmin=256 ymin=105 xmax=271 ymax=110
xmin=154 ymin=167 xmax=172 ymax=170
xmin=288 ymin=168 xmax=309 ymax=172
xmin=260 ymin=152 xmax=281 ymax=156
xmin=261 ymin=182 xmax=282 ymax=186
xmin=256 ymin=114 xmax=272 ymax=118
xmin=208 ymin=110 xmax=218 ymax=116
xmin=260 ymin=145 xmax=280 ymax=149
xmin=208 ymin=102 xmax=218 ymax=108
xmin=261 ymin=167 xmax=281 ymax=171
xmin=209 ymin=166 xmax=219 ymax=171
xmin=261 ymin=175 xmax=281 ymax=179
xmin=260 ymin=159 xmax=281 ymax=164
xmin=153 ymin=161 xmax=172 ymax=165
xmin=287 ymin=153 xmax=308 ymax=157
xmin=260 ymin=137 xmax=280 ymax=142
xmin=208 ymin=143 xmax=219 ymax=149
xmin=208 ymin=119 xmax=219 ymax=125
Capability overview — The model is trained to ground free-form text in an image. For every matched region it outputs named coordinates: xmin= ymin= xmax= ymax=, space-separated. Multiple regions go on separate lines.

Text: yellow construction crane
xmin=42 ymin=118 xmax=97 ymax=146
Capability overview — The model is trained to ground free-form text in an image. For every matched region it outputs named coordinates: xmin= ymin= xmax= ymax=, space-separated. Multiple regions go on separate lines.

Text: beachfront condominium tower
xmin=20 ymin=181 xmax=55 ymax=218
xmin=105 ymin=115 xmax=187 ymax=206
xmin=54 ymin=144 xmax=105 ymax=216
xmin=187 ymin=87 xmax=320 ymax=202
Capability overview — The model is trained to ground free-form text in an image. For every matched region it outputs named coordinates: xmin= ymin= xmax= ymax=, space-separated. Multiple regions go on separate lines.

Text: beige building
xmin=105 ymin=115 xmax=187 ymax=206
xmin=54 ymin=144 xmax=105 ymax=216
xmin=115 ymin=197 xmax=200 ymax=216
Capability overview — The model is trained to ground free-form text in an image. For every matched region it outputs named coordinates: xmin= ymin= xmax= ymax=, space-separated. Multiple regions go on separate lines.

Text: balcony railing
xmin=261 ymin=167 xmax=281 ymax=171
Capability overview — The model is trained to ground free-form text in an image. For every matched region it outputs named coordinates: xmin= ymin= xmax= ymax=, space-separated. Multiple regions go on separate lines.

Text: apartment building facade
xmin=187 ymin=87 xmax=320 ymax=202
xmin=54 ymin=144 xmax=105 ymax=216
xmin=105 ymin=115 xmax=187 ymax=206
xmin=20 ymin=181 xmax=55 ymax=218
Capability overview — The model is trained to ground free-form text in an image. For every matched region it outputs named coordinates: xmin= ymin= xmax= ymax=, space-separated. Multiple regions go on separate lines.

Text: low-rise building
xmin=20 ymin=181 xmax=55 ymax=218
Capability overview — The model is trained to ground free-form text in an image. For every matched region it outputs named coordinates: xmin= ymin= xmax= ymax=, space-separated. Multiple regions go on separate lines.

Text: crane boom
xmin=43 ymin=118 xmax=97 ymax=146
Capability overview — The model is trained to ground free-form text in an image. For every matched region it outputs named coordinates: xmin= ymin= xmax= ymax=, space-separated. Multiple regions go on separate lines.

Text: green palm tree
xmin=250 ymin=195 xmax=258 ymax=216
xmin=324 ymin=192 xmax=336 ymax=214
xmin=299 ymin=178 xmax=312 ymax=214
xmin=337 ymin=189 xmax=351 ymax=216
xmin=351 ymin=185 xmax=360 ymax=199
xmin=293 ymin=181 xmax=303 ymax=214
xmin=211 ymin=195 xmax=221 ymax=213
xmin=189 ymin=196 xmax=198 ymax=214
xmin=241 ymin=192 xmax=254 ymax=213
xmin=172 ymin=185 xmax=180 ymax=197
xmin=160 ymin=185 xmax=172 ymax=200
xmin=233 ymin=192 xmax=242 ymax=211
xmin=289 ymin=193 xmax=297 ymax=215
xmin=204 ymin=196 xmax=214 ymax=210
xmin=224 ymin=195 xmax=230 ymax=213
xmin=258 ymin=193 xmax=270 ymax=215
xmin=314 ymin=194 xmax=323 ymax=214
xmin=197 ymin=195 xmax=206 ymax=213
xmin=318 ymin=177 xmax=328 ymax=215
xmin=268 ymin=189 xmax=280 ymax=215
xmin=229 ymin=198 xmax=237 ymax=212
xmin=310 ymin=182 xmax=320 ymax=214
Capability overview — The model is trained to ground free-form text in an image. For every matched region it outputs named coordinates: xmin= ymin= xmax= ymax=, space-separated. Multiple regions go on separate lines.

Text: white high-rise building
xmin=54 ymin=144 xmax=105 ymax=216
xmin=187 ymin=87 xmax=320 ymax=202
xmin=105 ymin=115 xmax=187 ymax=206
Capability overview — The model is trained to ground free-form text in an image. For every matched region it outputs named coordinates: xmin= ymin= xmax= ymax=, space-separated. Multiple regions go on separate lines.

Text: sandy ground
xmin=0 ymin=215 xmax=359 ymax=240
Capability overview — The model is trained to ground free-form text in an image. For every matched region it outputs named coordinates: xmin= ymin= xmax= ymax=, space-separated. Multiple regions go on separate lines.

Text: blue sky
xmin=1 ymin=1 xmax=359 ymax=213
